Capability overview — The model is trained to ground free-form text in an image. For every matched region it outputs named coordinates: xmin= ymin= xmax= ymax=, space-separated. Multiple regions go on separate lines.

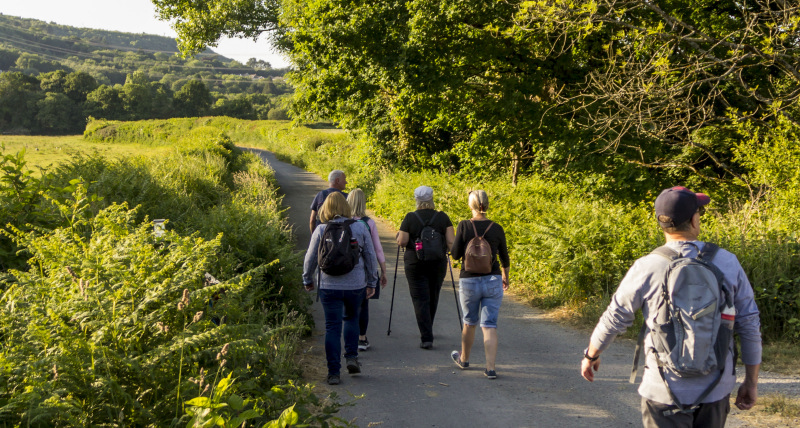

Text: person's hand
xmin=380 ymin=273 xmax=388 ymax=288
xmin=581 ymin=357 xmax=601 ymax=382
xmin=734 ymin=381 xmax=758 ymax=410
xmin=303 ymin=282 xmax=314 ymax=291
xmin=366 ymin=287 xmax=376 ymax=299
xmin=502 ymin=277 xmax=509 ymax=291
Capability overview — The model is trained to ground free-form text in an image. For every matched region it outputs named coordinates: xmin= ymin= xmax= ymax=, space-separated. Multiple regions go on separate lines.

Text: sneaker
xmin=484 ymin=369 xmax=497 ymax=379
xmin=346 ymin=358 xmax=361 ymax=375
xmin=358 ymin=338 xmax=370 ymax=351
xmin=420 ymin=341 xmax=433 ymax=349
xmin=327 ymin=374 xmax=340 ymax=385
xmin=451 ymin=351 xmax=469 ymax=370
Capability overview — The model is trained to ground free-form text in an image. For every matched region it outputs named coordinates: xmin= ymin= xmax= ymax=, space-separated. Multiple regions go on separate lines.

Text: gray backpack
xmin=630 ymin=243 xmax=735 ymax=415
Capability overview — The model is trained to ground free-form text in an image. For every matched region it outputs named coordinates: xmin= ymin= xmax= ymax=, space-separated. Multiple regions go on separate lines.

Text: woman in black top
xmin=396 ymin=185 xmax=455 ymax=349
xmin=449 ymin=190 xmax=510 ymax=379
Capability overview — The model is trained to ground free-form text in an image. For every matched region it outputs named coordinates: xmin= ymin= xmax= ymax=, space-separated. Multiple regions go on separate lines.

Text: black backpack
xmin=413 ymin=211 xmax=445 ymax=261
xmin=317 ymin=219 xmax=361 ymax=276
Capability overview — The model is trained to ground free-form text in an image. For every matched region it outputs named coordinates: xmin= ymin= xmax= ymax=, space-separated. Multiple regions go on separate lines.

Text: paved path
xmin=246 ymin=149 xmax=760 ymax=427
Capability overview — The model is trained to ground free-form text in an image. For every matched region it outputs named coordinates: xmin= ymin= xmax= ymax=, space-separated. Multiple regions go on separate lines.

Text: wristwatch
xmin=583 ymin=347 xmax=599 ymax=362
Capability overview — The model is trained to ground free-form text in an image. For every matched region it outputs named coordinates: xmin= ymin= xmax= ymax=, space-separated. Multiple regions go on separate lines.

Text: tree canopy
xmin=156 ymin=0 xmax=800 ymax=196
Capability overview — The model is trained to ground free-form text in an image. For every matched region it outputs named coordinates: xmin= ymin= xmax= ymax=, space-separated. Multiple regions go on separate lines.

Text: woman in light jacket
xmin=303 ymin=192 xmax=378 ymax=386
xmin=347 ymin=189 xmax=388 ymax=351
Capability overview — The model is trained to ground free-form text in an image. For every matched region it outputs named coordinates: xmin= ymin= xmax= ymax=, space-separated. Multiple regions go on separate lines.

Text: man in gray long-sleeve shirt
xmin=581 ymin=186 xmax=761 ymax=427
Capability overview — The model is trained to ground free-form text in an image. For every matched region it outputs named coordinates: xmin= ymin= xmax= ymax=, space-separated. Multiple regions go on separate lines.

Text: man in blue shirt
xmin=310 ymin=170 xmax=348 ymax=233
xmin=581 ymin=186 xmax=761 ymax=427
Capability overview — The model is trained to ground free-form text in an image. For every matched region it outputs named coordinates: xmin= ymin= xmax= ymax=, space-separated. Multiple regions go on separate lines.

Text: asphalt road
xmin=247 ymin=149 xmax=754 ymax=428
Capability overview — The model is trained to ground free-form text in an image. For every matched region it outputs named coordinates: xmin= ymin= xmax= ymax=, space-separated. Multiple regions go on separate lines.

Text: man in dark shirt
xmin=310 ymin=170 xmax=348 ymax=233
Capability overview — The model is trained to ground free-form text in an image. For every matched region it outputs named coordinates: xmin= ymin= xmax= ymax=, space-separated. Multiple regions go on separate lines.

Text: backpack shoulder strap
xmin=469 ymin=220 xmax=479 ymax=237
xmin=413 ymin=211 xmax=425 ymax=227
xmin=428 ymin=210 xmax=440 ymax=226
xmin=358 ymin=218 xmax=372 ymax=234
xmin=650 ymin=245 xmax=680 ymax=261
xmin=631 ymin=244 xmax=678 ymax=383
xmin=482 ymin=221 xmax=494 ymax=237
xmin=698 ymin=242 xmax=719 ymax=262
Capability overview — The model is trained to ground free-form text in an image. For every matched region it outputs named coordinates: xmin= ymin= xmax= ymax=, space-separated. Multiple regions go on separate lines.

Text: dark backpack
xmin=463 ymin=220 xmax=494 ymax=274
xmin=413 ymin=211 xmax=445 ymax=261
xmin=630 ymin=243 xmax=735 ymax=415
xmin=317 ymin=219 xmax=360 ymax=276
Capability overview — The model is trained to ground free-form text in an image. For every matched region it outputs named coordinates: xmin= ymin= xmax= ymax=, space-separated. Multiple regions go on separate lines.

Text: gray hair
xmin=415 ymin=200 xmax=435 ymax=210
xmin=328 ymin=170 xmax=345 ymax=184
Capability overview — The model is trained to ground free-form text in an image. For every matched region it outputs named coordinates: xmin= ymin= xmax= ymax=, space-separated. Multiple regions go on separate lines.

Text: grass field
xmin=0 ymin=135 xmax=173 ymax=174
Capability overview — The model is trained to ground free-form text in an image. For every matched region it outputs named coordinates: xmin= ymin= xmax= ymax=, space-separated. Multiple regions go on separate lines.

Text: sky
xmin=0 ymin=0 xmax=291 ymax=68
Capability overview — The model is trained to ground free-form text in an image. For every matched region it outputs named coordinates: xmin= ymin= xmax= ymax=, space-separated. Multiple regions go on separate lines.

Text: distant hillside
xmin=0 ymin=14 xmax=287 ymax=84
xmin=0 ymin=15 xmax=293 ymax=135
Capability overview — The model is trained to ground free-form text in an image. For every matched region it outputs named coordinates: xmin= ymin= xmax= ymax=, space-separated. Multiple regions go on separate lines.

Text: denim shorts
xmin=459 ymin=275 xmax=504 ymax=328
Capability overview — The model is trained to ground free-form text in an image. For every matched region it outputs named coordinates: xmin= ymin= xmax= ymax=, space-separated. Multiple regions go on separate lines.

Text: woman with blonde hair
xmin=396 ymin=186 xmax=455 ymax=349
xmin=347 ymin=189 xmax=388 ymax=351
xmin=449 ymin=190 xmax=510 ymax=379
xmin=303 ymin=192 xmax=378 ymax=385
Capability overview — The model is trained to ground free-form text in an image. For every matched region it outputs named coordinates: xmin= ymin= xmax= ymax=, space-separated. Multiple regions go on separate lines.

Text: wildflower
xmin=193 ymin=311 xmax=204 ymax=323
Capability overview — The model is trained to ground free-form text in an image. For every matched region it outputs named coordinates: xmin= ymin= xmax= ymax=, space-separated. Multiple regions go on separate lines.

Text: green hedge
xmin=245 ymin=119 xmax=800 ymax=342
xmin=0 ymin=126 xmax=349 ymax=426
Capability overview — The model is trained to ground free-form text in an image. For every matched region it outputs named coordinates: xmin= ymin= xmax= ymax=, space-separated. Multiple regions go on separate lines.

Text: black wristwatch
xmin=583 ymin=347 xmax=599 ymax=362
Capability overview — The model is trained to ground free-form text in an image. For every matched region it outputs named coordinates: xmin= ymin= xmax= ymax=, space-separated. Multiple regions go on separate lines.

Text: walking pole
xmin=448 ymin=254 xmax=463 ymax=332
xmin=387 ymin=245 xmax=401 ymax=336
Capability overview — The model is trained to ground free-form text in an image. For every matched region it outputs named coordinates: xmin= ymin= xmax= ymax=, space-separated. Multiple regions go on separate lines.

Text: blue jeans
xmin=319 ymin=288 xmax=365 ymax=375
xmin=459 ymin=275 xmax=503 ymax=328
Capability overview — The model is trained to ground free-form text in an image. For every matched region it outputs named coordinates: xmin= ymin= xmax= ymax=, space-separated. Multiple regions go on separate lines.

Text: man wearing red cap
xmin=580 ymin=187 xmax=762 ymax=427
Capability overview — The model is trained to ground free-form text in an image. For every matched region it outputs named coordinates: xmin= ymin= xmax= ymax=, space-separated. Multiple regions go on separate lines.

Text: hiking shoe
xmin=346 ymin=358 xmax=361 ymax=375
xmin=358 ymin=338 xmax=370 ymax=351
xmin=420 ymin=341 xmax=433 ymax=349
xmin=451 ymin=351 xmax=469 ymax=370
xmin=484 ymin=369 xmax=497 ymax=379
xmin=327 ymin=374 xmax=340 ymax=385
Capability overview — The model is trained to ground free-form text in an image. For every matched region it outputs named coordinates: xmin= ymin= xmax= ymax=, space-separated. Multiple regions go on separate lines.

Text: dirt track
xmin=247 ymin=148 xmax=793 ymax=427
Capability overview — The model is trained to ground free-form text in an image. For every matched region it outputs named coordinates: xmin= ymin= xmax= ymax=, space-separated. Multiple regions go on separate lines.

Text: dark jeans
xmin=404 ymin=259 xmax=447 ymax=342
xmin=319 ymin=287 xmax=365 ymax=375
xmin=641 ymin=395 xmax=730 ymax=428
xmin=358 ymin=279 xmax=380 ymax=336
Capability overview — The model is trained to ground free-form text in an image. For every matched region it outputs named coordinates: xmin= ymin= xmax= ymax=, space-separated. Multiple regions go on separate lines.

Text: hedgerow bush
xmin=244 ymin=120 xmax=799 ymax=342
xmin=1 ymin=125 xmax=353 ymax=426
xmin=0 ymin=185 xmax=307 ymax=425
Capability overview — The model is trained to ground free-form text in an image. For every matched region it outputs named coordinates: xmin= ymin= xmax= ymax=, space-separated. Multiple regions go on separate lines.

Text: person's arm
xmin=445 ymin=226 xmax=455 ymax=253
xmin=580 ymin=344 xmax=603 ymax=382
xmin=580 ymin=259 xmax=651 ymax=381
xmin=302 ymin=227 xmax=322 ymax=289
xmin=497 ymin=225 xmax=510 ymax=289
xmin=731 ymin=262 xmax=762 ymax=410
xmin=309 ymin=210 xmax=317 ymax=234
xmin=397 ymin=231 xmax=409 ymax=247
xmin=735 ymin=364 xmax=760 ymax=410
xmin=367 ymin=219 xmax=388 ymax=287
xmin=359 ymin=224 xmax=378 ymax=287
xmin=450 ymin=221 xmax=465 ymax=260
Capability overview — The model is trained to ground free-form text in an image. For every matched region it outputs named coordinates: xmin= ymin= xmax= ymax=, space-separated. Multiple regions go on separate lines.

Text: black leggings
xmin=404 ymin=260 xmax=447 ymax=342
